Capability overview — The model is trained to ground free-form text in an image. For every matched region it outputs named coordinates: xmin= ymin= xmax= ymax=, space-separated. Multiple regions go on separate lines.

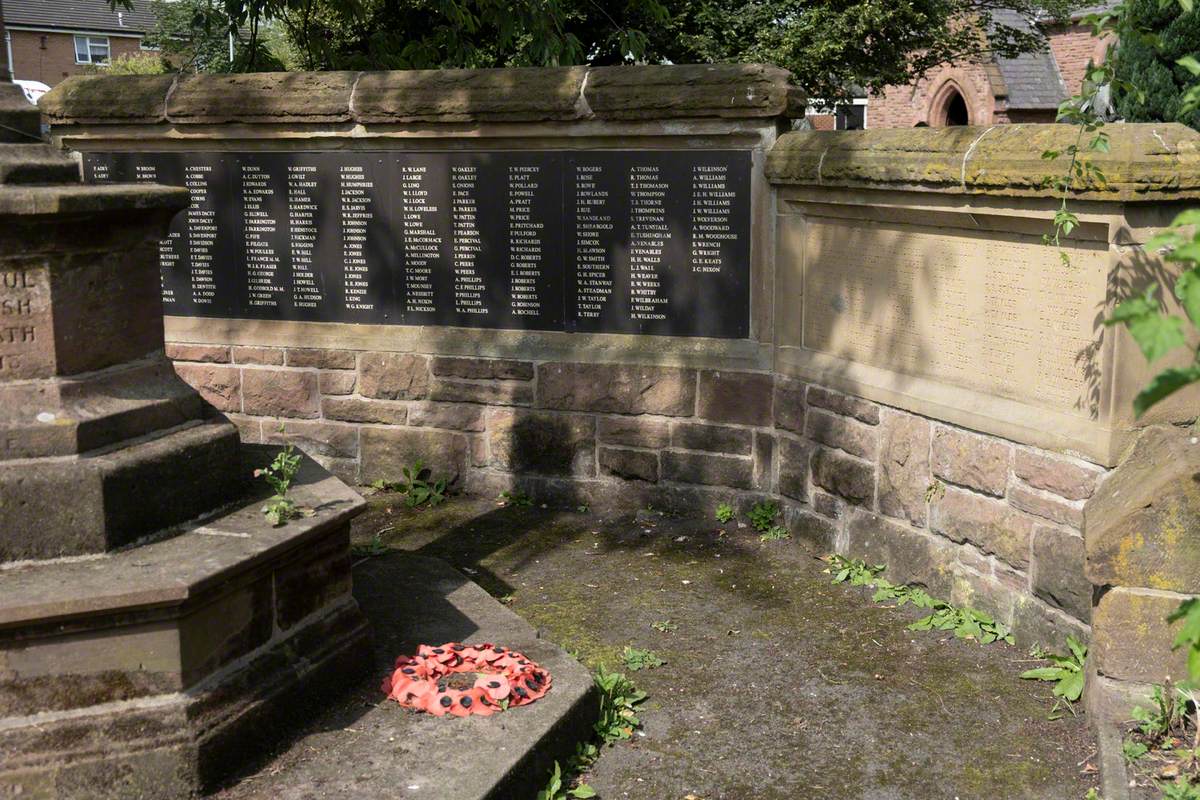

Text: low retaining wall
xmin=44 ymin=68 xmax=1200 ymax=752
xmin=162 ymin=341 xmax=1100 ymax=649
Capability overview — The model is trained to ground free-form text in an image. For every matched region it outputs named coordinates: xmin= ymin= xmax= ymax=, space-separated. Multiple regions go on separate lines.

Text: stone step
xmin=0 ymin=144 xmax=78 ymax=184
xmin=213 ymin=553 xmax=598 ymax=800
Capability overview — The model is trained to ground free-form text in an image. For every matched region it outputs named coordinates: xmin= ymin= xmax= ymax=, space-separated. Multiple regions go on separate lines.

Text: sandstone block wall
xmin=44 ymin=68 xmax=1200 ymax=659
xmin=164 ymin=341 xmax=1100 ymax=647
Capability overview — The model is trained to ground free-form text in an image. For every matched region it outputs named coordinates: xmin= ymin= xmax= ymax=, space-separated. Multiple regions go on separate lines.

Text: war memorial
xmin=0 ymin=58 xmax=1198 ymax=799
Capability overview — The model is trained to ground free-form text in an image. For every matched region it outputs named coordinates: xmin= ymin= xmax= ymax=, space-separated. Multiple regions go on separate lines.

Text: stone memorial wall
xmin=42 ymin=67 xmax=1200 ymax=696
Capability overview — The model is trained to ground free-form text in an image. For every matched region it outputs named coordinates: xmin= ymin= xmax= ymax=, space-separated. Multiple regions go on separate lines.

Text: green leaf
xmin=1133 ymin=366 xmax=1200 ymax=417
xmin=1177 ymin=54 xmax=1200 ymax=75
xmin=1127 ymin=311 xmax=1187 ymax=363
xmin=1168 ymin=598 xmax=1200 ymax=649
xmin=1021 ymin=666 xmax=1068 ymax=681
xmin=1056 ymin=670 xmax=1085 ymax=702
xmin=1108 ymin=285 xmax=1160 ymax=324
xmin=1174 ymin=268 xmax=1200 ymax=327
xmin=570 ymin=785 xmax=598 ymax=798
xmin=1147 ymin=231 xmax=1187 ymax=252
xmin=1067 ymin=635 xmax=1087 ymax=665
xmin=1167 ymin=241 xmax=1200 ymax=264
xmin=1170 ymin=209 xmax=1200 ymax=228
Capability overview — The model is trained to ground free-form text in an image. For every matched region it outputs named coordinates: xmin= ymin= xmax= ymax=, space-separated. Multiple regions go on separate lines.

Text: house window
xmin=74 ymin=35 xmax=111 ymax=65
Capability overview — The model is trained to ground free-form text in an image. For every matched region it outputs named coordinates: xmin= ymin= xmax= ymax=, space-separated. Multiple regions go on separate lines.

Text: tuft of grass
xmin=758 ymin=525 xmax=790 ymax=542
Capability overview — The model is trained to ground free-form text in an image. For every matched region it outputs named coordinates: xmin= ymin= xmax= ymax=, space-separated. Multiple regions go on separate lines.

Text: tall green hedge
xmin=1111 ymin=0 xmax=1200 ymax=130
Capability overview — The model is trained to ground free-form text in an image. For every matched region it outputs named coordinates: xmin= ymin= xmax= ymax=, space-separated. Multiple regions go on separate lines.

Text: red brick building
xmin=3 ymin=0 xmax=156 ymax=88
xmin=809 ymin=6 xmax=1112 ymax=129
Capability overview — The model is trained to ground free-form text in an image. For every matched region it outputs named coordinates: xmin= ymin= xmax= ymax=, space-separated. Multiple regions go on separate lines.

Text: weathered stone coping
xmin=0 ymin=451 xmax=364 ymax=629
xmin=0 ymin=181 xmax=189 ymax=216
xmin=40 ymin=64 xmax=803 ymax=127
xmin=766 ymin=123 xmax=1200 ymax=201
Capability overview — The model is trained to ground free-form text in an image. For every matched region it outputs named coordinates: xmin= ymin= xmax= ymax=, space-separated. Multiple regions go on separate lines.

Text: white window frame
xmin=74 ymin=34 xmax=111 ymax=65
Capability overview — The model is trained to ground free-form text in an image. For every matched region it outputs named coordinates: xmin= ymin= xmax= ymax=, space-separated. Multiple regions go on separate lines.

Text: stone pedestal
xmin=0 ymin=114 xmax=371 ymax=798
xmin=0 ymin=142 xmax=245 ymax=560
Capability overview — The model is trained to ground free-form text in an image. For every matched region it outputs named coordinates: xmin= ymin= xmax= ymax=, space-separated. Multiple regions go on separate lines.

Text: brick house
xmin=3 ymin=0 xmax=157 ymax=88
xmin=809 ymin=5 xmax=1112 ymax=129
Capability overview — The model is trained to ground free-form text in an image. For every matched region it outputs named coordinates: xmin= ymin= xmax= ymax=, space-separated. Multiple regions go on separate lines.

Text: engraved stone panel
xmin=801 ymin=219 xmax=1108 ymax=416
xmin=83 ymin=149 xmax=752 ymax=338
xmin=0 ymin=264 xmax=49 ymax=380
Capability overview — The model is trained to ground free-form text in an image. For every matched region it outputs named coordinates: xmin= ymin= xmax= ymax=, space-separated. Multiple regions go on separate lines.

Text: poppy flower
xmin=469 ymin=689 xmax=497 ymax=717
xmin=474 ymin=675 xmax=511 ymax=701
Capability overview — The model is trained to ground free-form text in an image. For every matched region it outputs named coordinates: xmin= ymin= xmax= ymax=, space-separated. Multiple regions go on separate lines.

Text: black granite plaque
xmin=83 ymin=149 xmax=751 ymax=338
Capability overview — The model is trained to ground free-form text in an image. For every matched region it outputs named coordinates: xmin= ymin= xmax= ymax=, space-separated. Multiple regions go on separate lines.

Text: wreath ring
xmin=382 ymin=642 xmax=552 ymax=717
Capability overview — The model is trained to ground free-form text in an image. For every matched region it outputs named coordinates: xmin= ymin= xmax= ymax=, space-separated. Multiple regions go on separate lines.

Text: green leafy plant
xmin=1169 ymin=598 xmax=1200 ymax=686
xmin=759 ymin=524 xmax=791 ymax=542
xmin=593 ymin=665 xmax=647 ymax=743
xmin=715 ymin=502 xmax=735 ymax=523
xmin=826 ymin=555 xmax=885 ymax=586
xmin=748 ymin=500 xmax=780 ymax=532
xmin=498 ymin=490 xmax=534 ymax=508
xmin=908 ymin=605 xmax=1015 ymax=645
xmin=824 ymin=556 xmax=1012 ymax=645
xmin=621 ymin=646 xmax=665 ymax=671
xmin=1160 ymin=777 xmax=1200 ymax=800
xmin=256 ymin=436 xmax=303 ymax=527
xmin=536 ymin=761 xmax=596 ymax=800
xmin=402 ymin=461 xmax=447 ymax=507
xmin=350 ymin=533 xmax=388 ymax=558
xmin=1134 ymin=684 xmax=1189 ymax=741
xmin=371 ymin=461 xmax=447 ymax=507
xmin=869 ymin=579 xmax=939 ymax=609
xmin=1020 ymin=636 xmax=1088 ymax=718
xmin=651 ymin=620 xmax=677 ymax=633
xmin=1124 ymin=739 xmax=1150 ymax=763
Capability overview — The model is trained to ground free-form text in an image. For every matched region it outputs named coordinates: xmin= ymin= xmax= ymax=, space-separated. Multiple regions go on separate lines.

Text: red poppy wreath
xmin=381 ymin=642 xmax=552 ymax=717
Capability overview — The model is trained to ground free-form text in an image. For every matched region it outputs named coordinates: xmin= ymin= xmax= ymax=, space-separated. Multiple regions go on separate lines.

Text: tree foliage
xmin=114 ymin=0 xmax=1078 ymax=101
xmin=140 ymin=0 xmax=285 ymax=72
xmin=1110 ymin=0 xmax=1200 ymax=129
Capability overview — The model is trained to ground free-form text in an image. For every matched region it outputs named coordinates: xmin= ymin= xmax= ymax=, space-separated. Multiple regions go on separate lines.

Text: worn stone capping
xmin=766 ymin=123 xmax=1200 ymax=199
xmin=42 ymin=63 xmax=801 ymax=127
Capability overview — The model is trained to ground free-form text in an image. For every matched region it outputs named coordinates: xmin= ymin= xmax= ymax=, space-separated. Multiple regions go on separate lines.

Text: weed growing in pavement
xmin=537 ymin=761 xmax=595 ymax=800
xmin=538 ymin=666 xmax=647 ymax=799
xmin=497 ymin=489 xmax=534 ymax=507
xmin=651 ymin=620 xmax=678 ymax=633
xmin=824 ymin=555 xmax=1014 ymax=645
xmin=748 ymin=500 xmax=780 ymax=532
xmin=622 ymin=646 xmax=665 ymax=671
xmin=758 ymin=525 xmax=791 ymax=542
xmin=369 ymin=460 xmax=447 ymax=508
xmin=715 ymin=502 xmax=735 ymax=523
xmin=1020 ymin=636 xmax=1087 ymax=719
xmin=350 ymin=533 xmax=389 ymax=559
